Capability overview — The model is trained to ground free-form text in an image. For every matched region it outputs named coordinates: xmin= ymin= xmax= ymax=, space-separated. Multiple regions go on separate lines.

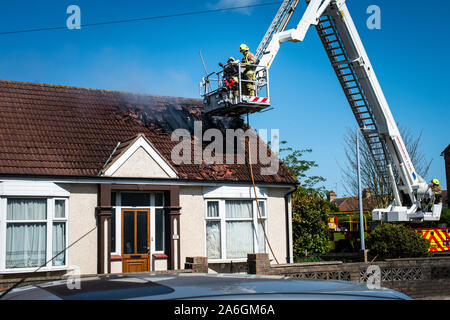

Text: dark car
xmin=1 ymin=273 xmax=411 ymax=300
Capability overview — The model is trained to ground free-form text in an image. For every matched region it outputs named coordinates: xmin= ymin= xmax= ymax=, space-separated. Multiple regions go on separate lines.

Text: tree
xmin=278 ymin=141 xmax=326 ymax=191
xmin=340 ymin=126 xmax=432 ymax=208
xmin=278 ymin=141 xmax=336 ymax=259
xmin=291 ymin=188 xmax=336 ymax=258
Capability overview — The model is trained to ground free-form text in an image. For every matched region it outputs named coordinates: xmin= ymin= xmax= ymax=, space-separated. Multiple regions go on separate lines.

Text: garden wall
xmin=248 ymin=253 xmax=450 ymax=298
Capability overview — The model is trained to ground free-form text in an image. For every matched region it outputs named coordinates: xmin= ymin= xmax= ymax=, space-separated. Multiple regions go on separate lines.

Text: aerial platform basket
xmin=200 ymin=62 xmax=271 ymax=117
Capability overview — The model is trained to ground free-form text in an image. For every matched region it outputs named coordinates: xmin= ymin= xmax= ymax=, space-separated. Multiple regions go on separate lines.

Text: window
xmin=256 ymin=201 xmax=267 ymax=253
xmin=52 ymin=200 xmax=67 ymax=266
xmin=111 ymin=192 xmax=116 ymax=253
xmin=206 ymin=201 xmax=221 ymax=259
xmin=121 ymin=193 xmax=150 ymax=207
xmin=3 ymin=198 xmax=68 ymax=270
xmin=154 ymin=193 xmax=165 ymax=252
xmin=205 ymin=199 xmax=267 ymax=260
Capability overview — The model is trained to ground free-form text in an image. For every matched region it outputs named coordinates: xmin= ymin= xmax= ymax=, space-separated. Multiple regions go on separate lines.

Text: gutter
xmin=284 ymin=183 xmax=299 ymax=264
xmin=0 ymin=174 xmax=297 ymax=188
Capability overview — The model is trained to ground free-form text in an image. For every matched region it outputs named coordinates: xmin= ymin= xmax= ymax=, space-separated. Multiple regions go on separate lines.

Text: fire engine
xmin=200 ymin=0 xmax=442 ymax=223
xmin=327 ymin=213 xmax=450 ymax=253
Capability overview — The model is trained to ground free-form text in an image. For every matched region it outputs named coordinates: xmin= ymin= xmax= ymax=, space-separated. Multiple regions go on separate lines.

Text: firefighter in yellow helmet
xmin=430 ymin=179 xmax=443 ymax=204
xmin=239 ymin=44 xmax=256 ymax=96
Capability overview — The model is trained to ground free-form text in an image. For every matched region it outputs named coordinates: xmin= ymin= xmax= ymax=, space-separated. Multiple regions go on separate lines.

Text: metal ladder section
xmin=315 ymin=15 xmax=392 ymax=179
xmin=255 ymin=0 xmax=300 ymax=61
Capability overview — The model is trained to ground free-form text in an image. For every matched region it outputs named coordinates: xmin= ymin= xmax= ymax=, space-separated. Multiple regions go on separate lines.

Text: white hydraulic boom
xmin=201 ymin=0 xmax=441 ymax=222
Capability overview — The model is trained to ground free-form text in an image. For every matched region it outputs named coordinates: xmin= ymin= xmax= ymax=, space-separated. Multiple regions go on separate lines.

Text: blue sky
xmin=0 ymin=0 xmax=448 ymax=196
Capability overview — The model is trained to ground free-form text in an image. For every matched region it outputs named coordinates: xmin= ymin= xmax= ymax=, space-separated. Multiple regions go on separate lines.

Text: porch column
xmin=167 ymin=186 xmax=181 ymax=270
xmin=97 ymin=184 xmax=112 ymax=274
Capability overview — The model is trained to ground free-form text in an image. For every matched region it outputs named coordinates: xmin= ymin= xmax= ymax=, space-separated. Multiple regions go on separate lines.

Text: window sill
xmin=152 ymin=253 xmax=168 ymax=260
xmin=0 ymin=266 xmax=72 ymax=275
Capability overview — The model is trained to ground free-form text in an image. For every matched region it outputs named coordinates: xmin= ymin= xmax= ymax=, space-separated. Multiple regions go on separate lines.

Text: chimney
xmin=328 ymin=190 xmax=337 ymax=202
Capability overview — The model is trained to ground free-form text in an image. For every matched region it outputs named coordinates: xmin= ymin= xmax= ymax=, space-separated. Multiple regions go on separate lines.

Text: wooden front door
xmin=122 ymin=209 xmax=150 ymax=273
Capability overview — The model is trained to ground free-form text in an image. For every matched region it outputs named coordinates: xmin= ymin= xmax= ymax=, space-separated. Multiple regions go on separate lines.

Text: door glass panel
xmin=111 ymin=208 xmax=116 ymax=253
xmin=121 ymin=193 xmax=150 ymax=207
xmin=155 ymin=209 xmax=164 ymax=252
xmin=155 ymin=193 xmax=164 ymax=207
xmin=123 ymin=211 xmax=135 ymax=254
xmin=136 ymin=211 xmax=148 ymax=254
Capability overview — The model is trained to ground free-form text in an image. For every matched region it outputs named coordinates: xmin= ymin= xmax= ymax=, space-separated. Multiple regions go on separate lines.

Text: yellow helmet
xmin=432 ymin=179 xmax=440 ymax=185
xmin=227 ymin=57 xmax=235 ymax=63
xmin=239 ymin=44 xmax=249 ymax=53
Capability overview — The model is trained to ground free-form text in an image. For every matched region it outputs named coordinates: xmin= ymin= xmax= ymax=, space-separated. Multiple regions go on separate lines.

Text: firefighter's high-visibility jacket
xmin=242 ymin=52 xmax=256 ymax=75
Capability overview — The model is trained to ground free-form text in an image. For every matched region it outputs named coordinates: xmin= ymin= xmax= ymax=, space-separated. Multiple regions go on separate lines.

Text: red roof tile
xmin=0 ymin=80 xmax=297 ymax=185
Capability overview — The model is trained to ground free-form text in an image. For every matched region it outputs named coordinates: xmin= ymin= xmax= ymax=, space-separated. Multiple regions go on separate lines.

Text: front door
xmin=122 ymin=209 xmax=150 ymax=273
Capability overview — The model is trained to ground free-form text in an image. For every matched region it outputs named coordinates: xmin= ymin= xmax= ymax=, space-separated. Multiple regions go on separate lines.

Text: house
xmin=0 ymin=80 xmax=297 ymax=278
xmin=329 ymin=189 xmax=448 ymax=213
xmin=327 ymin=189 xmax=378 ymax=213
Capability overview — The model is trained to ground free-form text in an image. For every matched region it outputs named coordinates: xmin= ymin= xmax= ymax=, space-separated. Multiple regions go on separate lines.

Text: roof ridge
xmin=0 ymin=79 xmax=201 ymax=102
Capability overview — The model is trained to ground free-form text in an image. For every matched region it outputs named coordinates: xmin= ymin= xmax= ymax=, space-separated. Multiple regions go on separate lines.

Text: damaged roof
xmin=0 ymin=80 xmax=297 ymax=184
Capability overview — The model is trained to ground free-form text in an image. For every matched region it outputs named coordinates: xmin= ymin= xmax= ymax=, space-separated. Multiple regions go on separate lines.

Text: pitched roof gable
xmin=101 ymin=134 xmax=178 ymax=178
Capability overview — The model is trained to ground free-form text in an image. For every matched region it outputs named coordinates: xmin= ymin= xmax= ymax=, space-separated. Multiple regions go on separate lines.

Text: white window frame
xmin=0 ymin=197 xmax=69 ymax=273
xmin=204 ymin=199 xmax=268 ymax=262
xmin=112 ymin=192 xmax=165 ymax=257
xmin=152 ymin=192 xmax=165 ymax=254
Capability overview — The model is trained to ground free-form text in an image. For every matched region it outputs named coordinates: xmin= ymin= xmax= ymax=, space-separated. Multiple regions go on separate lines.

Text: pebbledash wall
xmin=0 ymin=180 xmax=293 ymax=285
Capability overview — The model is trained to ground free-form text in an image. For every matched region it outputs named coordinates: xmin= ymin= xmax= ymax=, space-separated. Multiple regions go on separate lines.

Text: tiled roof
xmin=333 ymin=191 xmax=449 ymax=211
xmin=442 ymin=144 xmax=450 ymax=156
xmin=0 ymin=80 xmax=297 ymax=184
xmin=332 ymin=197 xmax=359 ymax=212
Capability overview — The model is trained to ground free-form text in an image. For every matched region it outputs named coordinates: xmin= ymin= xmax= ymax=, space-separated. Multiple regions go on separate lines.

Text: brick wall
xmin=248 ymin=254 xmax=450 ymax=298
xmin=208 ymin=262 xmax=247 ymax=274
xmin=184 ymin=256 xmax=208 ymax=273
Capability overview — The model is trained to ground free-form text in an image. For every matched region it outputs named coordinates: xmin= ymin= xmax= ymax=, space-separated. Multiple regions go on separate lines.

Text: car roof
xmin=2 ymin=273 xmax=411 ymax=300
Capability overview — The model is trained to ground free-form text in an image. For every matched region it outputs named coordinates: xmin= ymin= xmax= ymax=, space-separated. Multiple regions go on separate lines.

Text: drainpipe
xmin=284 ymin=184 xmax=298 ymax=264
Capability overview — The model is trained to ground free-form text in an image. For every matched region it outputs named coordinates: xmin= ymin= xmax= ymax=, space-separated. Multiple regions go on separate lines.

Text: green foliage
xmin=292 ymin=187 xmax=333 ymax=259
xmin=367 ymin=223 xmax=429 ymax=258
xmin=418 ymin=208 xmax=450 ymax=228
xmin=294 ymin=255 xmax=323 ymax=263
xmin=278 ymin=141 xmax=326 ymax=191
xmin=438 ymin=208 xmax=450 ymax=226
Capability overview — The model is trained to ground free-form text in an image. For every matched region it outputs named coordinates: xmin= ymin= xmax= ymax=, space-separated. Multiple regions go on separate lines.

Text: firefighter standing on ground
xmin=239 ymin=44 xmax=256 ymax=96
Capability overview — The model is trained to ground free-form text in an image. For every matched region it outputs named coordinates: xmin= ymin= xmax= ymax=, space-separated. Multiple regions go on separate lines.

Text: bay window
xmin=2 ymin=198 xmax=68 ymax=271
xmin=205 ymin=199 xmax=267 ymax=260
